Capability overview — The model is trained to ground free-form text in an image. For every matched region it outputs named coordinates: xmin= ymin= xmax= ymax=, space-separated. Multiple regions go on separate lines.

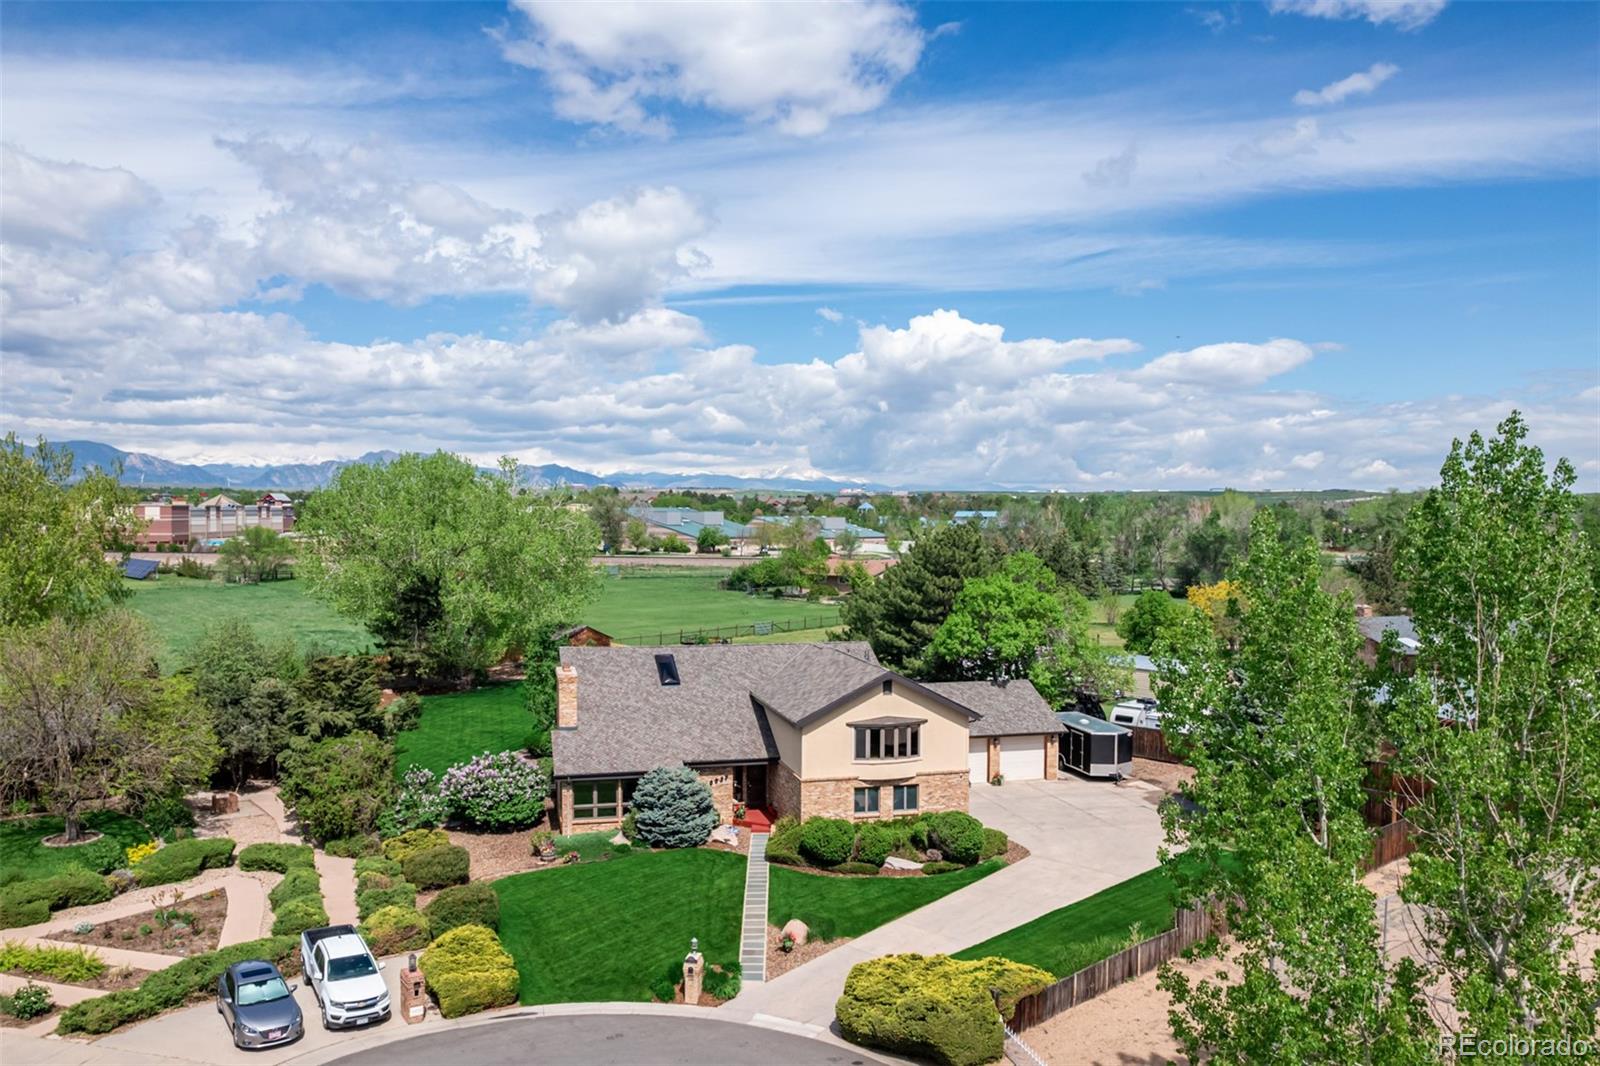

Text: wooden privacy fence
xmin=1008 ymin=904 xmax=1223 ymax=1033
xmin=1363 ymin=816 xmax=1417 ymax=871
xmin=1130 ymin=725 xmax=1184 ymax=764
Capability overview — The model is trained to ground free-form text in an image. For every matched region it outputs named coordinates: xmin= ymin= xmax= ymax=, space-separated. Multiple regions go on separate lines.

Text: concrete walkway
xmin=724 ymin=776 xmax=1166 ymax=1034
xmin=313 ymin=852 xmax=359 ymax=927
xmin=738 ymin=833 xmax=770 ymax=983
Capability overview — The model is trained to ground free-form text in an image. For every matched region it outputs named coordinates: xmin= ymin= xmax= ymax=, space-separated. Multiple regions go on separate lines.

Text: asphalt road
xmin=326 ymin=1014 xmax=886 ymax=1066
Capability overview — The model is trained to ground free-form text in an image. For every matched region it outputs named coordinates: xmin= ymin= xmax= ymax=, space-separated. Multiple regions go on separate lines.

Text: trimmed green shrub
xmin=238 ymin=843 xmax=315 ymax=873
xmin=133 ymin=837 xmax=235 ymax=887
xmin=833 ymin=861 xmax=881 ymax=876
xmin=854 ymin=822 xmax=896 ymax=866
xmin=650 ymin=956 xmax=685 ymax=1003
xmin=0 ymin=898 xmax=49 ymax=929
xmin=0 ymin=941 xmax=107 ymax=982
xmin=401 ymin=844 xmax=470 ymax=890
xmin=766 ymin=815 xmax=804 ymax=865
xmin=927 ymin=811 xmax=984 ymax=865
xmin=57 ymin=936 xmax=298 ymax=1035
xmin=1 ymin=868 xmax=113 ymax=919
xmin=354 ymin=855 xmax=403 ymax=878
xmin=381 ymin=828 xmax=449 ymax=863
xmin=836 ymin=953 xmax=1053 ymax=1066
xmin=980 ymin=828 xmax=1009 ymax=861
xmin=270 ymin=896 xmax=329 ymax=937
xmin=799 ymin=817 xmax=855 ymax=867
xmin=1 ymin=982 xmax=53 ymax=1020
xmin=325 ymin=835 xmax=381 ymax=858
xmin=268 ymin=868 xmax=321 ymax=910
xmin=702 ymin=961 xmax=741 ymax=1000
xmin=357 ymin=883 xmax=418 ymax=920
xmin=920 ymin=861 xmax=966 ymax=875
xmin=631 ymin=766 xmax=717 ymax=848
xmin=361 ymin=905 xmax=431 ymax=956
xmin=422 ymin=883 xmax=499 ymax=936
xmin=418 ymin=924 xmax=518 ymax=1018
xmin=620 ymin=810 xmax=638 ymax=841
xmin=50 ymin=836 xmax=127 ymax=876
xmin=357 ymin=871 xmax=395 ymax=894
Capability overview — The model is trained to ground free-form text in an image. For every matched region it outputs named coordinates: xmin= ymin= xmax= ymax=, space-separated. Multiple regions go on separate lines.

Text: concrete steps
xmin=738 ymin=833 xmax=769 ymax=983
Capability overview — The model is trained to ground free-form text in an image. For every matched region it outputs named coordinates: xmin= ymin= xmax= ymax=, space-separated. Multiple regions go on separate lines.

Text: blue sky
xmin=1 ymin=0 xmax=1595 ymax=488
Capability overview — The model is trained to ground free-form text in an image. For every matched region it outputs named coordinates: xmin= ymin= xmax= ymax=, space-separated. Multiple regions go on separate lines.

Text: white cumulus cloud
xmin=1295 ymin=63 xmax=1400 ymax=107
xmin=498 ymin=0 xmax=927 ymax=136
xmin=1269 ymin=0 xmax=1446 ymax=31
xmin=1134 ymin=338 xmax=1314 ymax=388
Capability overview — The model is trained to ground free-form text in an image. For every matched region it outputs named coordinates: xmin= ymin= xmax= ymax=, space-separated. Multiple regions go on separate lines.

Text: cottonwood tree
xmin=587 ymin=492 xmax=627 ymax=554
xmin=0 ymin=612 xmax=219 ymax=841
xmin=0 ymin=436 xmax=132 ymax=628
xmin=1388 ymin=412 xmax=1600 ymax=1043
xmin=1156 ymin=512 xmax=1433 ymax=1064
xmin=296 ymin=453 xmax=598 ymax=677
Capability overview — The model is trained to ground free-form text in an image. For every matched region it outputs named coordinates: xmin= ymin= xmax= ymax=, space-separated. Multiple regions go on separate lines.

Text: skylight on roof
xmin=655 ymin=653 xmax=680 ymax=686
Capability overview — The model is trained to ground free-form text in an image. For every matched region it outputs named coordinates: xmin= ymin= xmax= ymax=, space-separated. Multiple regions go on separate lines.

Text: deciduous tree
xmin=0 ymin=612 xmax=219 ymax=841
xmin=1388 ymin=412 xmax=1600 ymax=1043
xmin=1115 ymin=589 xmax=1188 ymax=654
xmin=1156 ymin=512 xmax=1432 ymax=1063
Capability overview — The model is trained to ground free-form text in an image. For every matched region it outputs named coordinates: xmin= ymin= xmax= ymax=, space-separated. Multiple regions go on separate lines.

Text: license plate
xmin=355 ymin=1017 xmax=370 ymax=1025
xmin=266 ymin=1029 xmax=285 ymax=1040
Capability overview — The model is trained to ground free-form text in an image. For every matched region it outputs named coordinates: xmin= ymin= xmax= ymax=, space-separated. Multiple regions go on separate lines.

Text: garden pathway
xmin=313 ymin=852 xmax=359 ymax=927
xmin=738 ymin=833 xmax=769 ymax=983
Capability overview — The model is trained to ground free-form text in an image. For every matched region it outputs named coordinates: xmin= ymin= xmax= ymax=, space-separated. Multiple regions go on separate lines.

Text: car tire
xmin=322 ymin=1009 xmax=333 ymax=1031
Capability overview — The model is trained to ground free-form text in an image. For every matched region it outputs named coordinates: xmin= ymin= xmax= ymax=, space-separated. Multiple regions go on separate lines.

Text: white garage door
xmin=968 ymin=737 xmax=989 ymax=784
xmin=999 ymin=735 xmax=1045 ymax=780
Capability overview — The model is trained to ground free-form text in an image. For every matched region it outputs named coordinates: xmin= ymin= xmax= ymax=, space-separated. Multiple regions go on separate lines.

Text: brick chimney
xmin=556 ymin=664 xmax=578 ymax=728
xmin=1354 ymin=603 xmax=1375 ymax=618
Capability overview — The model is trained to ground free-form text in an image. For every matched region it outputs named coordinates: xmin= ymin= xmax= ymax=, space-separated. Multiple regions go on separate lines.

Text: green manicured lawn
xmin=0 ymin=812 xmax=151 ymax=880
xmin=768 ymin=860 xmax=1003 ymax=941
xmin=953 ymin=864 xmax=1179 ymax=977
xmin=121 ymin=576 xmax=374 ymax=671
xmin=494 ymin=848 xmax=746 ymax=1004
xmin=554 ymin=830 xmax=632 ymax=863
xmin=393 ymin=684 xmax=532 ymax=778
xmin=584 ymin=567 xmax=839 ymax=644
xmin=1089 ymin=593 xmax=1137 ymax=650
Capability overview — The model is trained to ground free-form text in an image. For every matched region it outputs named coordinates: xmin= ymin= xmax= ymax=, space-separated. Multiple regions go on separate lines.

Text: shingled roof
xmin=923 ymin=679 xmax=1064 ymax=737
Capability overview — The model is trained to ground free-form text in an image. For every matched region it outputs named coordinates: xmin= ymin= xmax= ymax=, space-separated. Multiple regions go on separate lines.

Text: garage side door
xmin=998 ymin=735 xmax=1045 ymax=780
xmin=968 ymin=737 xmax=988 ymax=784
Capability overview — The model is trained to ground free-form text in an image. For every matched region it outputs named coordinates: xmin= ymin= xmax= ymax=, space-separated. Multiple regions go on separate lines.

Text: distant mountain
xmin=37 ymin=440 xmax=870 ymax=492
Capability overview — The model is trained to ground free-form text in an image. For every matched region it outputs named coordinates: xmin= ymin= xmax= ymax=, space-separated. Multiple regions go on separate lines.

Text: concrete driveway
xmin=724 ymin=775 xmax=1165 ymax=1033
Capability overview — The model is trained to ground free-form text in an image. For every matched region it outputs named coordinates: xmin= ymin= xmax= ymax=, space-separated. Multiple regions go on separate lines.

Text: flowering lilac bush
xmin=382 ymin=767 xmax=452 ymax=835
xmin=438 ymin=751 xmax=549 ymax=830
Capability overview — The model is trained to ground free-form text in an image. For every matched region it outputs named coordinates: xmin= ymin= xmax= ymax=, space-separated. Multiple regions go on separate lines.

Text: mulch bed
xmin=1 ymin=964 xmax=149 ymax=992
xmin=765 ymin=923 xmax=849 ymax=980
xmin=445 ymin=827 xmax=546 ymax=883
xmin=51 ymin=887 xmax=228 ymax=956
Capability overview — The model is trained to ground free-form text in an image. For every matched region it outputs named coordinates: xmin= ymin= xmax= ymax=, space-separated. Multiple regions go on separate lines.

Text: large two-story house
xmin=549 ymin=642 xmax=1063 ymax=831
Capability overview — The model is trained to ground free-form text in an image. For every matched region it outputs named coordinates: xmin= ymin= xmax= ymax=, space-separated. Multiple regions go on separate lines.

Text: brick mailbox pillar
xmin=399 ymin=954 xmax=427 ymax=1023
xmin=682 ymin=938 xmax=704 ymax=1006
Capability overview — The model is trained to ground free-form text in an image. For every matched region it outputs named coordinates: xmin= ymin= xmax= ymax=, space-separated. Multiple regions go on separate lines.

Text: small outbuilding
xmin=1056 ymin=710 xmax=1133 ymax=780
xmin=560 ymin=625 xmax=614 ymax=647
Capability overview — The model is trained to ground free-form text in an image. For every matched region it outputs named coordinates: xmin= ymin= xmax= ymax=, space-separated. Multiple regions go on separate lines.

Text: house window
xmin=572 ymin=779 xmax=635 ymax=820
xmin=853 ymin=724 xmax=920 ymax=760
xmin=882 ymin=679 xmax=893 ymax=695
xmin=893 ymin=785 xmax=919 ymax=812
xmin=853 ymin=787 xmax=879 ymax=814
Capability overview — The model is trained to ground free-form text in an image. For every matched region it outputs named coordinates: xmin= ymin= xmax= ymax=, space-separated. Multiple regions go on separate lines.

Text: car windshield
xmin=327 ymin=954 xmax=377 ymax=981
xmin=235 ymin=976 xmax=290 ymax=1006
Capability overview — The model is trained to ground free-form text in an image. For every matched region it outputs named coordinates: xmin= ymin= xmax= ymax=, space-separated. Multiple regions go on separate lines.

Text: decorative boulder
xmin=883 ymin=856 xmax=924 ymax=872
xmin=781 ymin=919 xmax=809 ymax=947
xmin=708 ymin=825 xmax=740 ymax=847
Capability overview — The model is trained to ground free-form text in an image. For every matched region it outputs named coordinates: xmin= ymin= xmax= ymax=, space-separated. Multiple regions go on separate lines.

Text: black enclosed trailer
xmin=1056 ymin=710 xmax=1134 ymax=779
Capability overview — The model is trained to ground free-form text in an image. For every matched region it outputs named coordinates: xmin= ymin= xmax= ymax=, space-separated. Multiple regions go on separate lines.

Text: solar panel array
xmin=121 ymin=558 xmax=159 ymax=580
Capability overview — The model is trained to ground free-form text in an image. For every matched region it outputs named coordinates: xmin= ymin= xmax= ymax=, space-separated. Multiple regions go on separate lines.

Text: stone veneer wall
xmin=696 ymin=766 xmax=736 ymax=823
xmin=771 ymin=761 xmax=804 ymax=821
xmin=1044 ymin=735 xmax=1060 ymax=780
xmin=796 ymin=770 xmax=969 ymax=821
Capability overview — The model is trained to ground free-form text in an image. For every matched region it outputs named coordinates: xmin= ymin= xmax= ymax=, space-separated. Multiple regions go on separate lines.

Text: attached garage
xmin=998 ymin=734 xmax=1047 ymax=780
xmin=968 ymin=737 xmax=989 ymax=784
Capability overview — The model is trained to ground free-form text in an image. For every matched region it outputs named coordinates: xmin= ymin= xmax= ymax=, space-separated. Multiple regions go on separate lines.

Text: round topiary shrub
xmin=854 ymin=822 xmax=896 ymax=866
xmin=928 ymin=811 xmax=985 ymax=865
xmin=360 ymin=905 xmax=431 ymax=955
xmin=423 ymin=882 xmax=500 ymax=936
xmin=418 ymin=924 xmax=519 ymax=1019
xmin=833 ymin=861 xmax=881 ymax=876
xmin=238 ymin=843 xmax=315 ymax=873
xmin=630 ymin=766 xmax=717 ymax=849
xmin=799 ymin=817 xmax=855 ymax=867
xmin=980 ymin=827 xmax=1009 ymax=861
xmin=401 ymin=844 xmax=470 ymax=890
xmin=270 ymin=895 xmax=329 ymax=937
xmin=381 ymin=828 xmax=450 ymax=863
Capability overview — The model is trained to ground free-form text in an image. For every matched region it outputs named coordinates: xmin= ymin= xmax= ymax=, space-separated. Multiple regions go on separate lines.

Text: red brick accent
xmin=1044 ymin=735 xmax=1060 ymax=780
xmin=556 ymin=665 xmax=578 ymax=728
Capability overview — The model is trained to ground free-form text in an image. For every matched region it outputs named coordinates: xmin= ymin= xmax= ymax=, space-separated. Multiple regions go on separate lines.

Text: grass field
xmin=0 ymin=812 xmax=151 ymax=880
xmin=494 ymin=848 xmax=745 ymax=1003
xmin=768 ymin=860 xmax=1003 ymax=941
xmin=952 ymin=863 xmax=1179 ymax=976
xmin=121 ymin=576 xmax=375 ymax=671
xmin=392 ymin=684 xmax=531 ymax=778
xmin=1088 ymin=593 xmax=1137 ymax=650
xmin=584 ymin=567 xmax=840 ymax=644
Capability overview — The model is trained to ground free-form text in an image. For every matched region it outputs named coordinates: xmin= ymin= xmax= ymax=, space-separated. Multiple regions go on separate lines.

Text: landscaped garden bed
xmin=0 ymin=811 xmax=151 ymax=882
xmin=1 ymin=941 xmax=147 ymax=991
xmin=51 ymin=887 xmax=229 ymax=956
xmin=0 ymin=983 xmax=56 ymax=1028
